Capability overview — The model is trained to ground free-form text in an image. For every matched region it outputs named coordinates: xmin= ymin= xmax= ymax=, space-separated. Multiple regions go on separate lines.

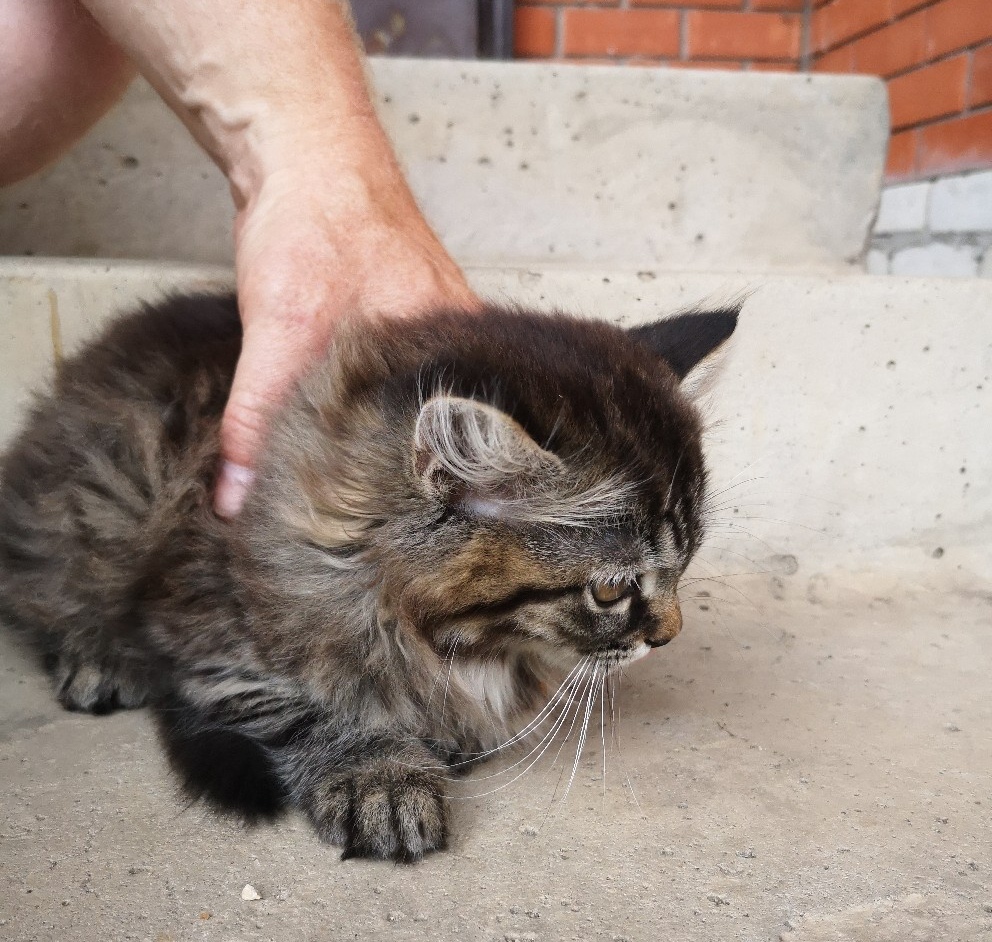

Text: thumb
xmin=215 ymin=320 xmax=316 ymax=518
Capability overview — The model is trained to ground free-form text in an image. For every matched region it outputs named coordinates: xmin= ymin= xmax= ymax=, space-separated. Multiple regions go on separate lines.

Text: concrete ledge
xmin=1 ymin=258 xmax=988 ymax=585
xmin=3 ymin=261 xmax=992 ymax=942
xmin=0 ymin=61 xmax=887 ymax=271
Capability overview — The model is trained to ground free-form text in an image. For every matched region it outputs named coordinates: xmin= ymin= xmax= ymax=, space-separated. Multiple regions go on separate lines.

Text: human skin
xmin=0 ymin=0 xmax=136 ymax=186
xmin=0 ymin=0 xmax=479 ymax=516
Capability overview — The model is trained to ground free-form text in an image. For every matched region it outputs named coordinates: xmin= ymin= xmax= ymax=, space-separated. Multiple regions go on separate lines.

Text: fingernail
xmin=215 ymin=461 xmax=255 ymax=518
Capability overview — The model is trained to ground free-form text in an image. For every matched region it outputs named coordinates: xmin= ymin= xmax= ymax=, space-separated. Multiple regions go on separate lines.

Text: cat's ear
xmin=413 ymin=396 xmax=563 ymax=517
xmin=627 ymin=305 xmax=739 ymax=398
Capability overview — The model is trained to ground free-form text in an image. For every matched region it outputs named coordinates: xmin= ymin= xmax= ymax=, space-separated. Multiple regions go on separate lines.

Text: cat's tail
xmin=154 ymin=689 xmax=288 ymax=825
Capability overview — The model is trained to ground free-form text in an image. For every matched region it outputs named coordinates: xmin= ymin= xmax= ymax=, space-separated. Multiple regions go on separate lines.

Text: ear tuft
xmin=413 ymin=396 xmax=562 ymax=514
xmin=627 ymin=304 xmax=740 ymax=397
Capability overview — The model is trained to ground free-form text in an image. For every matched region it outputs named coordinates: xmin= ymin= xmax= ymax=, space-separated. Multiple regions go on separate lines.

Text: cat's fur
xmin=0 ymin=293 xmax=736 ymax=860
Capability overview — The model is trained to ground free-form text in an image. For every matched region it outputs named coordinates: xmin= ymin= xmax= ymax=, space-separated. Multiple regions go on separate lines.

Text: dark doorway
xmin=350 ymin=0 xmax=514 ymax=59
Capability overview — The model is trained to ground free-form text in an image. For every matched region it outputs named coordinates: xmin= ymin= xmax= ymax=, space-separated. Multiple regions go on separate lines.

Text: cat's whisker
xmin=540 ymin=661 xmax=600 ymax=826
xmin=425 ymin=640 xmax=460 ymax=717
xmin=702 ymin=520 xmax=794 ymax=547
xmin=611 ymin=670 xmax=644 ymax=817
xmin=459 ymin=657 xmax=590 ymax=760
xmin=541 ymin=661 xmax=597 ymax=790
xmin=679 ymin=594 xmax=720 ymax=602
xmin=444 ymin=662 xmax=595 ymax=799
xmin=702 ymin=500 xmax=765 ymax=523
xmin=691 ymin=544 xmax=770 ymax=571
xmin=558 ymin=662 xmax=602 ymax=809
xmin=680 ymin=573 xmax=760 ymax=608
xmin=600 ymin=670 xmax=607 ymax=808
xmin=712 ymin=512 xmax=822 ymax=534
xmin=424 ymin=657 xmax=591 ymax=773
xmin=438 ymin=639 xmax=461 ymax=728
xmin=446 ymin=663 xmax=590 ymax=784
xmin=663 ymin=451 xmax=684 ymax=513
xmin=703 ymin=474 xmax=766 ymax=503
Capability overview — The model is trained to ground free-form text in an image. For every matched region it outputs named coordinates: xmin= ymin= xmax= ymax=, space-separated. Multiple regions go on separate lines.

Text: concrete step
xmin=1 ymin=258 xmax=988 ymax=587
xmin=2 ymin=259 xmax=991 ymax=942
xmin=0 ymin=61 xmax=887 ymax=272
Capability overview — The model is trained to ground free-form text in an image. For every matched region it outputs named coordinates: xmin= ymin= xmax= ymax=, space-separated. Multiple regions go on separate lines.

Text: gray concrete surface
xmin=3 ymin=261 xmax=990 ymax=580
xmin=0 ymin=61 xmax=888 ymax=272
xmin=3 ymin=582 xmax=990 ymax=942
xmin=1 ymin=260 xmax=990 ymax=940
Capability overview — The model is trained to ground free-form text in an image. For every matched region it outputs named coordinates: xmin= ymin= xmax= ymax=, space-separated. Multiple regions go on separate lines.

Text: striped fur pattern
xmin=0 ymin=294 xmax=736 ymax=860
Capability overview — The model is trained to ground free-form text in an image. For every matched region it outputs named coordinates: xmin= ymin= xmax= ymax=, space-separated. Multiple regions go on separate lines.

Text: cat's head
xmin=256 ymin=304 xmax=736 ymax=671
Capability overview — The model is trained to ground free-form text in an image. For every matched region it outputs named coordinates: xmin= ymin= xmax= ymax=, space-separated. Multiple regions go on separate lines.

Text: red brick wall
xmin=812 ymin=0 xmax=992 ymax=180
xmin=513 ymin=2 xmax=804 ymax=72
xmin=513 ymin=1 xmax=992 ymax=181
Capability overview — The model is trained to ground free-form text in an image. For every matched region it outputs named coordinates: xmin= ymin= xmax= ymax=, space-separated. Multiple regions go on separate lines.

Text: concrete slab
xmin=1 ymin=259 xmax=988 ymax=579
xmin=1 ymin=259 xmax=990 ymax=941
xmin=0 ymin=278 xmax=57 ymax=456
xmin=0 ymin=61 xmax=888 ymax=271
xmin=1 ymin=571 xmax=990 ymax=941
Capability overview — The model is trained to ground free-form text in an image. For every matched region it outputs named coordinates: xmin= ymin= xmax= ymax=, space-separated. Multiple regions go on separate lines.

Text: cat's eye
xmin=589 ymin=580 xmax=635 ymax=606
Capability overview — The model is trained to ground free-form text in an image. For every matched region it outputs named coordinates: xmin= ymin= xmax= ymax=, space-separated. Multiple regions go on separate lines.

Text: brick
xmin=969 ymin=43 xmax=992 ymax=108
xmin=514 ymin=7 xmax=557 ymax=58
xmin=663 ymin=59 xmax=748 ymax=70
xmin=812 ymin=0 xmax=890 ymax=54
xmin=875 ymin=181 xmax=931 ymax=233
xmin=686 ymin=11 xmax=801 ymax=60
xmin=813 ymin=44 xmax=855 ymax=72
xmin=917 ymin=109 xmax=992 ymax=174
xmin=850 ymin=10 xmax=928 ymax=78
xmin=749 ymin=60 xmax=800 ymax=71
xmin=631 ymin=0 xmax=740 ymax=7
xmin=886 ymin=129 xmax=918 ymax=178
xmin=562 ymin=8 xmax=680 ymax=57
xmin=929 ymin=170 xmax=992 ymax=232
xmin=926 ymin=0 xmax=992 ymax=61
xmin=890 ymin=0 xmax=938 ymax=13
xmin=750 ymin=0 xmax=805 ymax=9
xmin=888 ymin=55 xmax=968 ymax=129
xmin=890 ymin=242 xmax=978 ymax=276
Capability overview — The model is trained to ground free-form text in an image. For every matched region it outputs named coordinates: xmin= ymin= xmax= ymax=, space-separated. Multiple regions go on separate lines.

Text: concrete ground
xmin=2 ymin=575 xmax=990 ymax=942
xmin=1 ymin=264 xmax=990 ymax=940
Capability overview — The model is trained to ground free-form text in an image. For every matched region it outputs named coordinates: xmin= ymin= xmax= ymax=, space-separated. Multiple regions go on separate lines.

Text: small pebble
xmin=241 ymin=884 xmax=261 ymax=901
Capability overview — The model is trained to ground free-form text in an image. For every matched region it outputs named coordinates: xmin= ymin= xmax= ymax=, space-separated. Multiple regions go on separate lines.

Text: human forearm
xmin=77 ymin=0 xmax=384 ymax=207
xmin=74 ymin=0 xmax=478 ymax=516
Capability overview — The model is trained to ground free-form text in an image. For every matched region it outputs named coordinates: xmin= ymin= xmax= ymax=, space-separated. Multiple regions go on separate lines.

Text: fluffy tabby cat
xmin=0 ymin=293 xmax=737 ymax=861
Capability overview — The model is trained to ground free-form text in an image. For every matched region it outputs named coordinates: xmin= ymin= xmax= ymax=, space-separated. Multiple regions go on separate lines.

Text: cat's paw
xmin=52 ymin=654 xmax=150 ymax=714
xmin=311 ymin=760 xmax=449 ymax=863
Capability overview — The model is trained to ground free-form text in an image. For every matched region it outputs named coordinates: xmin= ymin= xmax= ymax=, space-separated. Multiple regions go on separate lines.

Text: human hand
xmin=215 ymin=123 xmax=480 ymax=517
xmin=27 ymin=0 xmax=475 ymax=517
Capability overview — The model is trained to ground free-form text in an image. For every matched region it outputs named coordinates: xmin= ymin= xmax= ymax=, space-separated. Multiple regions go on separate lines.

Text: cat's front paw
xmin=52 ymin=652 xmax=151 ymax=714
xmin=310 ymin=760 xmax=449 ymax=862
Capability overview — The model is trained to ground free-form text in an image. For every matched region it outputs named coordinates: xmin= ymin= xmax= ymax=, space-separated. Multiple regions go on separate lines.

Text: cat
xmin=0 ymin=293 xmax=737 ymax=861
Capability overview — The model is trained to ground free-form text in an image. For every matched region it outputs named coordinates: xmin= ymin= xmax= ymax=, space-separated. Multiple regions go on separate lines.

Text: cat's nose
xmin=645 ymin=597 xmax=682 ymax=647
